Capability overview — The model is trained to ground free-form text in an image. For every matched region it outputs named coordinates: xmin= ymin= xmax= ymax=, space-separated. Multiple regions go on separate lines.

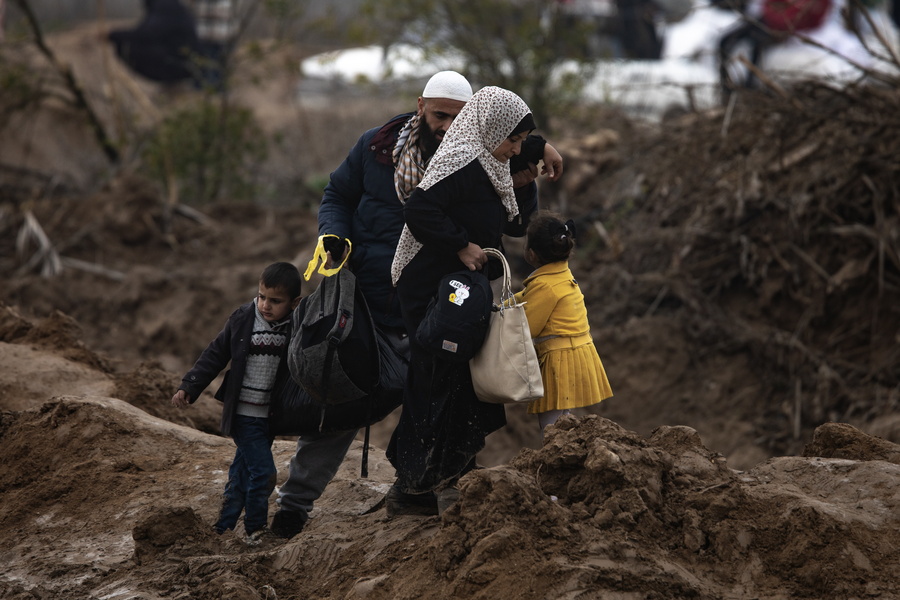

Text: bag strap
xmin=482 ymin=248 xmax=515 ymax=308
xmin=362 ymin=422 xmax=371 ymax=478
xmin=318 ymin=265 xmax=356 ymax=430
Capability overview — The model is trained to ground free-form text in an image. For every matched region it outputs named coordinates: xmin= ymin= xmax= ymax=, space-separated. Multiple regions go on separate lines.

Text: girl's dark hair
xmin=261 ymin=261 xmax=302 ymax=299
xmin=526 ymin=210 xmax=576 ymax=264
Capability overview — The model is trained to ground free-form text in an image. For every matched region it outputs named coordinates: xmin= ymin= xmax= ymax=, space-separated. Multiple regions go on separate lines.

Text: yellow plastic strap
xmin=303 ymin=235 xmax=352 ymax=280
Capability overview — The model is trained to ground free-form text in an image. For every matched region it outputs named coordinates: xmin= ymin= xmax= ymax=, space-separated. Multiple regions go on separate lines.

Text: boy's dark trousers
xmin=215 ymin=415 xmax=276 ymax=535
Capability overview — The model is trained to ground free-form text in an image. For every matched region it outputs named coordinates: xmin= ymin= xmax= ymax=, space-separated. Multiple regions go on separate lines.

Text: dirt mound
xmin=3 ymin=396 xmax=900 ymax=599
xmin=131 ymin=505 xmax=228 ymax=566
xmin=0 ymin=395 xmax=393 ymax=599
xmin=1 ymin=172 xmax=321 ymax=365
xmin=0 ymin=303 xmax=109 ymax=370
xmin=112 ymin=359 xmax=222 ymax=434
xmin=803 ymin=421 xmax=900 ymax=463
xmin=551 ymin=81 xmax=900 ymax=465
xmin=0 ymin=305 xmax=115 ymax=411
xmin=0 ymin=302 xmax=223 ymax=433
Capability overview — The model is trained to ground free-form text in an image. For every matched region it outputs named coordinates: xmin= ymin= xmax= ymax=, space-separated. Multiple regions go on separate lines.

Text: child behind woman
xmin=515 ymin=210 xmax=613 ymax=434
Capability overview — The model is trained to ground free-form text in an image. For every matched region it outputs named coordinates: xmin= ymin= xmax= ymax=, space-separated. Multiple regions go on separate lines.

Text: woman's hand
xmin=457 ymin=243 xmax=487 ymax=271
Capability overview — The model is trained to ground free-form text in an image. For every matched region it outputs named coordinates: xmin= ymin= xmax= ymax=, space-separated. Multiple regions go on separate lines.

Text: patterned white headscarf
xmin=390 ymin=86 xmax=532 ymax=285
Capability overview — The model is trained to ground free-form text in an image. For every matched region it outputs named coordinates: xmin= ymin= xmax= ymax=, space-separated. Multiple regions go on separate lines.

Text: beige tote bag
xmin=470 ymin=248 xmax=544 ymax=404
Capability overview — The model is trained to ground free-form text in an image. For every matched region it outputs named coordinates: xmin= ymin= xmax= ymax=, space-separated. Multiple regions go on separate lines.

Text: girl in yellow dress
xmin=514 ymin=210 xmax=614 ymax=435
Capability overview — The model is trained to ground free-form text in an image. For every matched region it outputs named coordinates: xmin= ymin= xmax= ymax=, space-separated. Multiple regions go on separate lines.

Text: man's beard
xmin=418 ymin=118 xmax=442 ymax=160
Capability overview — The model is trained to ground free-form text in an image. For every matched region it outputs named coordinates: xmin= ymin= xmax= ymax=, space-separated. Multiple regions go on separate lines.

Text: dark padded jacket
xmin=178 ymin=301 xmax=292 ymax=436
xmin=318 ymin=112 xmax=412 ymax=331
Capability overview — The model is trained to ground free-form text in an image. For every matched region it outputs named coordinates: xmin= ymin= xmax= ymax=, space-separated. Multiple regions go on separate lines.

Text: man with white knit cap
xmin=271 ymin=71 xmax=563 ymax=537
xmin=422 ymin=69 xmax=473 ymax=100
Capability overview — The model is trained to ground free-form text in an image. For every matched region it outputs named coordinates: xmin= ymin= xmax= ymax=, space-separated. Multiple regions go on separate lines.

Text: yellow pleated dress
xmin=514 ymin=261 xmax=613 ymax=414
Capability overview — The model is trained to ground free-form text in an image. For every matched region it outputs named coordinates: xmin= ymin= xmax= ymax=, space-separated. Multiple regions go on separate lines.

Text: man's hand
xmin=457 ymin=243 xmax=486 ymax=271
xmin=322 ymin=236 xmax=349 ymax=267
xmin=541 ymin=143 xmax=564 ymax=182
xmin=172 ymin=389 xmax=191 ymax=408
xmin=511 ymin=162 xmax=539 ymax=189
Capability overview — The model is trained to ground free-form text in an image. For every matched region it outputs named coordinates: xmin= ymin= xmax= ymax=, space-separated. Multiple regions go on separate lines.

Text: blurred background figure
xmin=717 ymin=0 xmax=900 ymax=102
xmin=615 ymin=0 xmax=666 ymax=58
xmin=716 ymin=0 xmax=779 ymax=99
xmin=188 ymin=0 xmax=239 ymax=92
xmin=555 ymin=0 xmax=693 ymax=59
xmin=555 ymin=0 xmax=621 ymax=56
xmin=107 ymin=0 xmax=200 ymax=84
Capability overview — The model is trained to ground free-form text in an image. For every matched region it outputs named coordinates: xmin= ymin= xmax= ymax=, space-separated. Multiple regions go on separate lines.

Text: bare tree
xmin=10 ymin=0 xmax=119 ymax=163
xmin=361 ymin=0 xmax=599 ymax=131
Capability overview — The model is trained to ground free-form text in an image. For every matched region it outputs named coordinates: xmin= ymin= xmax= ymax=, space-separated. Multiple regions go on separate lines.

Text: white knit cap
xmin=421 ymin=71 xmax=473 ymax=102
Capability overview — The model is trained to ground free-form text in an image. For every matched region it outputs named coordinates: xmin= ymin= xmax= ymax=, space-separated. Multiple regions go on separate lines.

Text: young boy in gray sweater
xmin=172 ymin=261 xmax=301 ymax=542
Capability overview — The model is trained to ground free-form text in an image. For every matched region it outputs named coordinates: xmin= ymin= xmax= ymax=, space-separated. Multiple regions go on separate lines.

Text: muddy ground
xmin=1 ymin=19 xmax=900 ymax=600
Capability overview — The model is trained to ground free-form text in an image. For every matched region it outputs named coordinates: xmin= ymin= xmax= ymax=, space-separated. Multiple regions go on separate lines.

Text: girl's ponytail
xmin=527 ymin=211 xmax=575 ymax=264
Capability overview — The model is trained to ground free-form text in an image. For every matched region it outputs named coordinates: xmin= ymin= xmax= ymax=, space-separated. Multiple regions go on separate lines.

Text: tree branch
xmin=10 ymin=0 xmax=120 ymax=163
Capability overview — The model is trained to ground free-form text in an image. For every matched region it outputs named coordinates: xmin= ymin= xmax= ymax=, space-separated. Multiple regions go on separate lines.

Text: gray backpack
xmin=276 ymin=244 xmax=407 ymax=476
xmin=288 ymin=266 xmax=380 ymax=406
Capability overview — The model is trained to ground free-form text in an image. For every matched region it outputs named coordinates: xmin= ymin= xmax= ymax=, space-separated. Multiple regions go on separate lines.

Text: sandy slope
xmin=3 ymin=360 xmax=900 ymax=599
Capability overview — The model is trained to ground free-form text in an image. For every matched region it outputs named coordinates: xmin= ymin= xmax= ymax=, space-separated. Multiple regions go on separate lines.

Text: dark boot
xmin=270 ymin=510 xmax=308 ymax=539
xmin=385 ymin=484 xmax=438 ymax=517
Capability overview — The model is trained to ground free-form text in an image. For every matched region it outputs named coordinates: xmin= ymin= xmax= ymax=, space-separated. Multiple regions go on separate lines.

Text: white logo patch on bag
xmin=448 ymin=280 xmax=471 ymax=306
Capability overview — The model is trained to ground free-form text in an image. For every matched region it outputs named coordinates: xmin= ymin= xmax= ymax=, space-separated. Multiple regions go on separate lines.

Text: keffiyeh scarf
xmin=393 ymin=114 xmax=427 ymax=203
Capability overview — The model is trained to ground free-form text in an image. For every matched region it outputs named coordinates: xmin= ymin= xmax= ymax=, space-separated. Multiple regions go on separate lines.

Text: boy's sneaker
xmin=270 ymin=510 xmax=308 ymax=539
xmin=244 ymin=527 xmax=271 ymax=546
xmin=385 ymin=484 xmax=439 ymax=517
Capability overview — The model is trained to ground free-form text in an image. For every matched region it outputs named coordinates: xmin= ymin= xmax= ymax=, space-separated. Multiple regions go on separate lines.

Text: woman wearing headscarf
xmin=387 ymin=86 xmax=539 ymax=514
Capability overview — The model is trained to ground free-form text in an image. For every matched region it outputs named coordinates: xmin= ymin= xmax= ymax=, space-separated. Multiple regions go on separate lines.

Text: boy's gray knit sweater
xmin=236 ymin=306 xmax=290 ymax=418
